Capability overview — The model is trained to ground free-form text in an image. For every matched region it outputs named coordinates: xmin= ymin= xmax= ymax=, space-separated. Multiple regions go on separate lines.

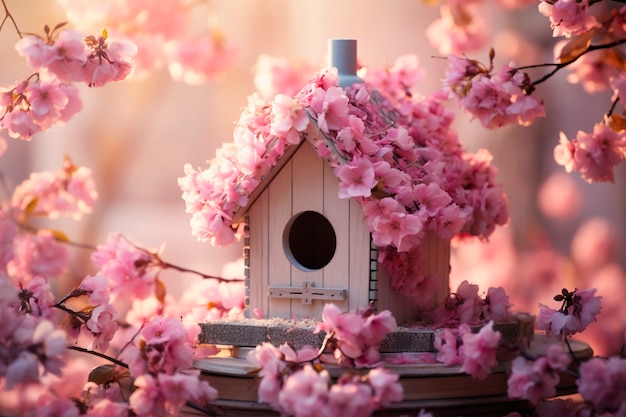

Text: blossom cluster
xmin=434 ymin=320 xmax=502 ymax=380
xmin=179 ymin=55 xmax=509 ymax=294
xmin=247 ymin=341 xmax=403 ymax=416
xmin=56 ymin=0 xmax=237 ymax=83
xmin=554 ymin=120 xmax=626 ymax=183
xmin=1 ymin=25 xmax=136 ymax=140
xmin=2 ymin=159 xmax=96 ymax=283
xmin=507 ymin=344 xmax=572 ymax=404
xmin=425 ymin=0 xmax=538 ymax=55
xmin=536 ymin=287 xmax=602 ymax=337
xmin=432 ymin=280 xmax=513 ymax=326
xmin=119 ymin=317 xmax=218 ymax=416
xmin=0 ymin=158 xmax=234 ymax=415
xmin=442 ymin=54 xmax=545 ymax=129
xmin=315 ymin=303 xmax=397 ymax=368
xmin=0 ymin=273 xmax=67 ymax=389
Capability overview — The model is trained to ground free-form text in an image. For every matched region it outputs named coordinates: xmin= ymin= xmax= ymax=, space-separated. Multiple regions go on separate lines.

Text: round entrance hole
xmin=283 ymin=211 xmax=337 ymax=271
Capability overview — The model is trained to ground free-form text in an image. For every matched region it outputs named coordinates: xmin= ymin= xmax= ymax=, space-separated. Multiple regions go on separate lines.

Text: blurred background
xmin=1 ymin=0 xmax=625 ymax=355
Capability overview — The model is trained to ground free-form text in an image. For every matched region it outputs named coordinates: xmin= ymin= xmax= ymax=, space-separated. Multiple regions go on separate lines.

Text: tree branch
xmin=69 ymin=345 xmax=129 ymax=368
xmin=521 ymin=38 xmax=626 ymax=87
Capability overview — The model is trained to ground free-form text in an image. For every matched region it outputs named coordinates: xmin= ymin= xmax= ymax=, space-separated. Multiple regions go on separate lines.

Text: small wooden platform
xmin=198 ymin=314 xmax=536 ymax=353
xmin=190 ymin=335 xmax=592 ymax=417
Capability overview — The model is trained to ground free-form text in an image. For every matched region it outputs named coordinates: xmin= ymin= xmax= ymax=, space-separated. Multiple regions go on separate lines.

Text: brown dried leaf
xmin=47 ymin=229 xmax=69 ymax=242
xmin=608 ymin=114 xmax=626 ymax=132
xmin=558 ymin=31 xmax=594 ymax=63
xmin=88 ymin=364 xmax=116 ymax=385
xmin=155 ymin=278 xmax=167 ymax=303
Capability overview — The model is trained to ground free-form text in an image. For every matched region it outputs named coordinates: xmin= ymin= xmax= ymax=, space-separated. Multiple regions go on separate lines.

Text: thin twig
xmin=0 ymin=0 xmax=22 ymax=37
xmin=520 ymin=38 xmax=626 ymax=87
xmin=69 ymin=345 xmax=129 ymax=368
xmin=156 ymin=257 xmax=244 ymax=282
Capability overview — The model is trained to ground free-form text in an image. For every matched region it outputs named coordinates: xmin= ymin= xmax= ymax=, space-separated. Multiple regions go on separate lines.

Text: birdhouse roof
xmin=179 ymin=62 xmax=509 ymax=255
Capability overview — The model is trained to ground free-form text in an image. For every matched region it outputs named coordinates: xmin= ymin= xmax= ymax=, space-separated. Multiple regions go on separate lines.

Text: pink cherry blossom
xmin=35 ymin=395 xmax=80 ymax=417
xmin=433 ymin=280 xmax=484 ymax=325
xmin=90 ymin=232 xmax=160 ymax=300
xmin=309 ymin=86 xmax=350 ymax=133
xmin=443 ymin=57 xmax=545 ymax=129
xmin=316 ymin=304 xmax=396 ymax=368
xmin=366 ymin=367 xmax=404 ymax=406
xmin=128 ymin=374 xmax=166 ymax=416
xmin=86 ymin=399 xmax=128 ymax=417
xmin=536 ymin=288 xmax=602 ymax=337
xmin=10 ymin=158 xmax=97 ymax=220
xmin=157 ymin=370 xmax=218 ymax=412
xmin=577 ymin=356 xmax=626 ymax=415
xmin=562 ymin=48 xmax=622 ymax=94
xmin=507 ymin=344 xmax=571 ymax=404
xmin=426 ymin=2 xmax=490 ymax=55
xmin=165 ymin=33 xmax=237 ymax=85
xmin=278 ymin=364 xmax=330 ymax=417
xmin=482 ymin=286 xmax=512 ymax=321
xmin=78 ymin=274 xmax=111 ymax=305
xmin=21 ymin=276 xmax=56 ymax=318
xmin=434 ymin=324 xmax=470 ymax=366
xmin=336 ymin=158 xmax=377 ymax=198
xmin=85 ymin=303 xmax=119 ymax=351
xmin=538 ymin=0 xmax=600 ymax=38
xmin=555 ymin=122 xmax=626 ymax=183
xmin=23 ymin=82 xmax=69 ymax=129
xmin=460 ymin=320 xmax=501 ymax=379
xmin=7 ymin=231 xmax=70 ymax=284
xmin=254 ymin=54 xmax=317 ymax=99
xmin=327 ymin=379 xmax=377 ymax=416
xmin=270 ymin=94 xmax=310 ymax=145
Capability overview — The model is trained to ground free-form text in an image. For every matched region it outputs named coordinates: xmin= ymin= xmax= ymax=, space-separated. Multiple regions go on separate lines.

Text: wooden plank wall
xmin=247 ymin=143 xmax=373 ymax=320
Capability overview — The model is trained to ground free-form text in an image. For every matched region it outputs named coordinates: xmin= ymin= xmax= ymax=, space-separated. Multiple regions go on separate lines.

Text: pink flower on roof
xmin=270 ymin=94 xmax=310 ymax=145
xmin=310 ymin=86 xmax=350 ymax=133
xmin=336 ymin=158 xmax=377 ymax=198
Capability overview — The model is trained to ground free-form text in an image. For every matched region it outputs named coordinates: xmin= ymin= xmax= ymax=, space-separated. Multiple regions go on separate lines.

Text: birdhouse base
xmin=198 ymin=313 xmax=536 ymax=352
xmin=190 ymin=335 xmax=592 ymax=417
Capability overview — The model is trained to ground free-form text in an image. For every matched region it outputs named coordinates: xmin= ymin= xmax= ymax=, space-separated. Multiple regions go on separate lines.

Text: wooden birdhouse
xmin=183 ymin=39 xmax=509 ymax=328
xmin=237 ymin=135 xmax=451 ymax=325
